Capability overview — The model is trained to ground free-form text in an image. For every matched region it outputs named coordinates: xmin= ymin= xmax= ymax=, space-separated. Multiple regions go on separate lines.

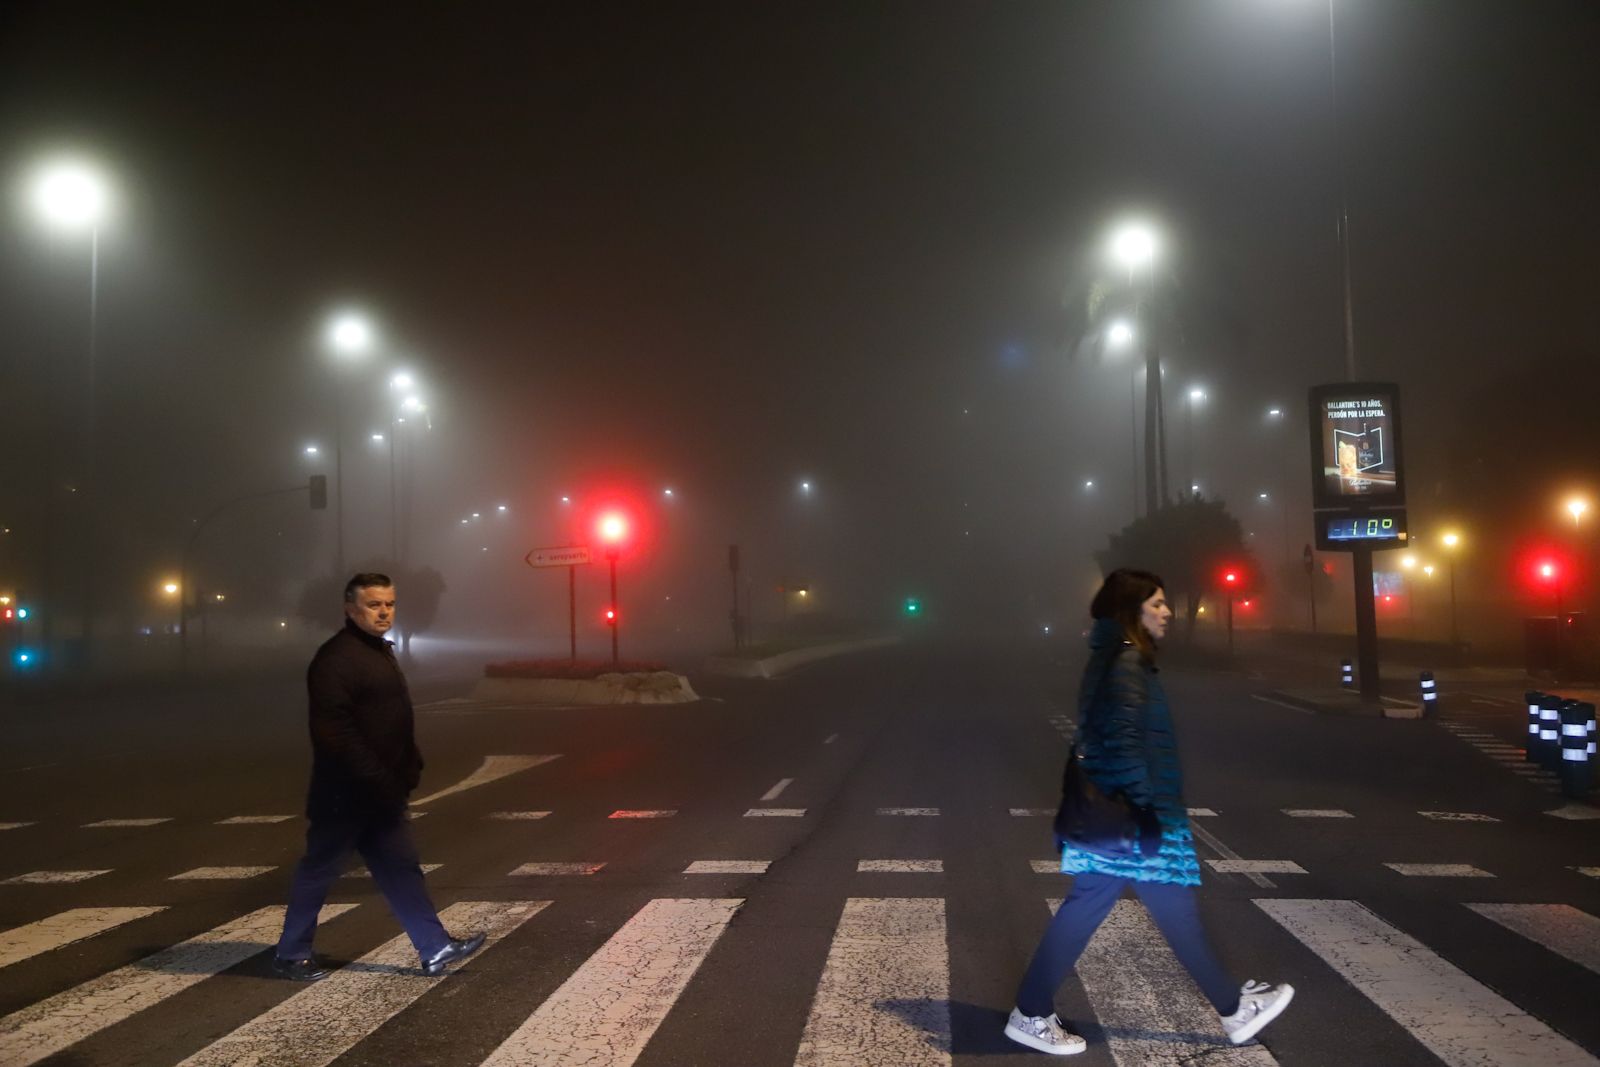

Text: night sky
xmin=2 ymin=1 xmax=1597 ymax=650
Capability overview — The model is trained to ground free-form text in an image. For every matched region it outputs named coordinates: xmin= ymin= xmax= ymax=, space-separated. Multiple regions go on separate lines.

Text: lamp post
xmin=1441 ymin=532 xmax=1461 ymax=646
xmin=1106 ymin=319 xmax=1139 ymax=519
xmin=1109 ymin=221 xmax=1167 ymax=513
xmin=324 ymin=310 xmax=376 ymax=577
xmin=1185 ymin=387 xmax=1205 ymax=498
xmin=28 ymin=157 xmax=113 ymax=666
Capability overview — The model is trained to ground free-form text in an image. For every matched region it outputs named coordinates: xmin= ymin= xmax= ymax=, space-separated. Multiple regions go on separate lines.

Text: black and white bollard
xmin=1559 ymin=699 xmax=1593 ymax=797
xmin=1538 ymin=694 xmax=1563 ymax=770
xmin=1587 ymin=701 xmax=1597 ymax=765
xmin=1419 ymin=671 xmax=1437 ymax=715
xmin=1341 ymin=658 xmax=1354 ymax=690
xmin=1526 ymin=691 xmax=1544 ymax=763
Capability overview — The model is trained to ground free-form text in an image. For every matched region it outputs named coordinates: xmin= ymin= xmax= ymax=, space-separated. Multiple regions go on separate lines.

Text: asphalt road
xmin=1 ymin=640 xmax=1597 ymax=1066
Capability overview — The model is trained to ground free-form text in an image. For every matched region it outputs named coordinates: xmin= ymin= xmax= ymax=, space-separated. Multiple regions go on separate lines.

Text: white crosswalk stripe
xmin=0 ymin=907 xmax=165 ymax=970
xmin=177 ymin=900 xmax=546 ymax=1067
xmin=1467 ymin=903 xmax=1600 ymax=976
xmin=795 ymin=897 xmax=951 ymax=1066
xmin=479 ymin=897 xmax=740 ymax=1066
xmin=0 ymin=904 xmax=357 ymax=1067
xmin=1049 ymin=898 xmax=1279 ymax=1065
xmin=1258 ymin=898 xmax=1599 ymax=1067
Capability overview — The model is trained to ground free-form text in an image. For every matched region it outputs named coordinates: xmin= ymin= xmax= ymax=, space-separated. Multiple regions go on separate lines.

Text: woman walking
xmin=1004 ymin=568 xmax=1294 ymax=1055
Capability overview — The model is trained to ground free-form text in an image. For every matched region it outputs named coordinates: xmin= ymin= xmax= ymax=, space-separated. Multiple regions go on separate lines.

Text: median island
xmin=472 ymin=659 xmax=699 ymax=705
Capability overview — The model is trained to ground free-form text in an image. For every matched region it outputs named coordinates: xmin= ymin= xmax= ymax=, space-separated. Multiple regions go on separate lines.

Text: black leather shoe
xmin=420 ymin=932 xmax=487 ymax=976
xmin=272 ymin=956 xmax=330 ymax=981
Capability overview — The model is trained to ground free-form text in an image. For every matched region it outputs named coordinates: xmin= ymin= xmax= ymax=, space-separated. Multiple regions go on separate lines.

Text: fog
xmin=3 ymin=1 xmax=1597 ymax=678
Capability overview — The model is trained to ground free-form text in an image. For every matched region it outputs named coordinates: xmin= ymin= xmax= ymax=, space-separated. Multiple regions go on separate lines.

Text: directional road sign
xmin=525 ymin=545 xmax=592 ymax=568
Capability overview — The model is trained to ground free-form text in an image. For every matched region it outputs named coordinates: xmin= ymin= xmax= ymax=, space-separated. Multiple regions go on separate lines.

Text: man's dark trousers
xmin=277 ymin=808 xmax=449 ymax=961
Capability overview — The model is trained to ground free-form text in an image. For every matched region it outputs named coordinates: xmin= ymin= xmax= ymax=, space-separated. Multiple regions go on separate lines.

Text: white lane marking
xmin=796 ymin=898 xmax=951 ymax=1066
xmin=510 ymin=862 xmax=605 ymax=876
xmin=82 ymin=818 xmax=171 ymax=828
xmin=1250 ymin=693 xmax=1314 ymax=715
xmin=0 ymin=907 xmax=165 ymax=971
xmin=1385 ymin=863 xmax=1493 ymax=878
xmin=1189 ymin=820 xmax=1274 ymax=890
xmin=1470 ymin=697 xmax=1507 ymax=706
xmin=1258 ymin=898 xmax=1597 ymax=1067
xmin=684 ymin=860 xmax=770 ymax=874
xmin=1574 ymin=867 xmax=1600 ymax=879
xmin=609 ymin=809 xmax=676 ymax=819
xmin=177 ymin=900 xmax=544 ymax=1067
xmin=1009 ymin=808 xmax=1054 ymax=817
xmin=481 ymin=897 xmax=740 ymax=1067
xmin=1031 ymin=860 xmax=1060 ymax=874
xmin=857 ymin=860 xmax=943 ymax=873
xmin=876 ymin=807 xmax=939 ymax=816
xmin=2 ymin=870 xmax=110 ymax=885
xmin=1188 ymin=807 xmax=1219 ymax=817
xmin=1467 ymin=903 xmax=1600 ymax=976
xmin=341 ymin=864 xmax=441 ymax=878
xmin=823 ymin=733 xmax=839 ymax=744
xmin=1208 ymin=860 xmax=1308 ymax=875
xmin=1419 ymin=811 xmax=1500 ymax=823
xmin=744 ymin=808 xmax=807 ymax=817
xmin=409 ymin=754 xmax=561 ymax=807
xmin=1048 ymin=898 xmax=1282 ymax=1066
xmin=1283 ymin=809 xmax=1354 ymax=818
xmin=1547 ymin=804 xmax=1600 ymax=821
xmin=488 ymin=810 xmax=552 ymax=820
xmin=0 ymin=823 xmax=36 ymax=831
xmin=217 ymin=815 xmax=295 ymax=825
xmin=761 ymin=778 xmax=795 ymax=801
xmin=0 ymin=904 xmax=356 ymax=1067
xmin=170 ymin=866 xmax=276 ymax=881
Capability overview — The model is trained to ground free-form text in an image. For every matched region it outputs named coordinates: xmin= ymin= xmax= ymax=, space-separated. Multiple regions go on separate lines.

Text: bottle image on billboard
xmin=1320 ymin=394 xmax=1396 ymax=498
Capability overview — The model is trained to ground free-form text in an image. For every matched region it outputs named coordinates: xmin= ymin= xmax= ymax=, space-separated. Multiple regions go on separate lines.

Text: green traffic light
xmin=904 ymin=598 xmax=921 ymax=615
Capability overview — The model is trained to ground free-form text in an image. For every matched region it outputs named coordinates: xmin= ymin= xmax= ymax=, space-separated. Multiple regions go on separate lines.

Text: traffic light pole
xmin=608 ymin=552 xmax=619 ymax=666
xmin=568 ymin=564 xmax=577 ymax=664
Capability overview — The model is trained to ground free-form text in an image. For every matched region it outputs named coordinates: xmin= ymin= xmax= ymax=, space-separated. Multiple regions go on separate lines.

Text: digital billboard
xmin=1309 ymin=383 xmax=1405 ymax=509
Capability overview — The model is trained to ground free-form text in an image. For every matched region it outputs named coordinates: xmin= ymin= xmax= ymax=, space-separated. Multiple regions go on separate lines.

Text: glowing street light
xmin=1567 ymin=496 xmax=1589 ymax=527
xmin=325 ymin=311 xmax=375 ymax=357
xmin=1109 ymin=222 xmax=1158 ymax=273
xmin=28 ymin=158 xmax=113 ymax=231
xmin=1106 ymin=320 xmax=1134 ymax=348
xmin=304 ymin=444 xmax=321 ymax=457
xmin=390 ymin=371 xmax=415 ymax=391
xmin=1400 ymin=555 xmax=1417 ymax=570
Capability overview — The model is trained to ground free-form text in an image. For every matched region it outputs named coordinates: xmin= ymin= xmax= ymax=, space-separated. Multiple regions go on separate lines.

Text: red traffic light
xmin=597 ymin=512 xmax=629 ymax=545
xmin=603 ymin=607 xmax=617 ymax=626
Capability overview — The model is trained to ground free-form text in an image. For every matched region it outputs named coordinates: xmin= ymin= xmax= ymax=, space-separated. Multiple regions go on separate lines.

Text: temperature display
xmin=1326 ymin=516 xmax=1405 ymax=543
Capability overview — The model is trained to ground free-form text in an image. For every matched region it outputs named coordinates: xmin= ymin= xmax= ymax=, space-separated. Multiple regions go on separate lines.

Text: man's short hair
xmin=344 ymin=572 xmax=394 ymax=602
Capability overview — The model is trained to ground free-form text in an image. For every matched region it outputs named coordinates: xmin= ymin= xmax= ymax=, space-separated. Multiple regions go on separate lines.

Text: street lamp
xmin=1438 ymin=531 xmax=1462 ymax=646
xmin=28 ymin=156 xmax=116 ymax=665
xmin=1109 ymin=222 xmax=1158 ymax=276
xmin=322 ymin=309 xmax=378 ymax=575
xmin=1106 ymin=320 xmax=1134 ymax=348
xmin=1567 ymin=496 xmax=1589 ymax=528
xmin=1107 ymin=220 xmax=1168 ymax=513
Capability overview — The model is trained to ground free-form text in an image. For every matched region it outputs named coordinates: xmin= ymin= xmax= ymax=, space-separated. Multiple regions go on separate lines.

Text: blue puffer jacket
xmin=1060 ymin=617 xmax=1201 ymax=886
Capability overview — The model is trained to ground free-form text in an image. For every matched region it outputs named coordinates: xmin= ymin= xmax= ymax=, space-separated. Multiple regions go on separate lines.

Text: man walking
xmin=273 ymin=572 xmax=484 ymax=980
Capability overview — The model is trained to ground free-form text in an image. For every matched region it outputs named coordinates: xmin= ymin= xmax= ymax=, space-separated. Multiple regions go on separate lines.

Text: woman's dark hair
xmin=1090 ymin=568 xmax=1166 ymax=659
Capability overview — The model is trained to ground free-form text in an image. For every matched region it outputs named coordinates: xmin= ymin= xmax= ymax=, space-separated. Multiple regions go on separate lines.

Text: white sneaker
xmin=1220 ymin=980 xmax=1294 ymax=1045
xmin=1004 ymin=1007 xmax=1087 ymax=1055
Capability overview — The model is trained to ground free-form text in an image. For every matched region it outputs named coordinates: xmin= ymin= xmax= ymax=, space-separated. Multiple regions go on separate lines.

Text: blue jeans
xmin=277 ymin=809 xmax=449 ymax=960
xmin=1016 ymin=871 xmax=1240 ymax=1018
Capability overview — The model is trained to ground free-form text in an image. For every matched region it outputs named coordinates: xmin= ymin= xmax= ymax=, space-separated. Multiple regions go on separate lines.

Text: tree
xmin=1094 ymin=495 xmax=1256 ymax=641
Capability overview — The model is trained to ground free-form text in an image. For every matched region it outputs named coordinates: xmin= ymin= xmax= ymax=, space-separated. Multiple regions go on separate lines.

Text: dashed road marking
xmin=341 ymin=864 xmax=442 ymax=878
xmin=487 ymin=811 xmax=552 ymax=820
xmin=510 ymin=862 xmax=605 ymax=876
xmin=1467 ymin=903 xmax=1600 ymax=976
xmin=857 ymin=860 xmax=943 ymax=873
xmin=876 ymin=807 xmax=939 ymax=816
xmin=170 ymin=866 xmax=276 ymax=881
xmin=1418 ymin=811 xmax=1500 ymax=823
xmin=82 ymin=818 xmax=170 ymax=828
xmin=1283 ymin=809 xmax=1353 ymax=818
xmin=1208 ymin=860 xmax=1308 ymax=875
xmin=760 ymin=778 xmax=794 ymax=801
xmin=0 ymin=823 xmax=37 ymax=831
xmin=1009 ymin=808 xmax=1054 ymax=817
xmin=1385 ymin=863 xmax=1493 ymax=878
xmin=3 ymin=870 xmax=110 ymax=885
xmin=744 ymin=808 xmax=806 ymax=817
xmin=684 ymin=860 xmax=769 ymax=874
xmin=609 ymin=809 xmax=676 ymax=819
xmin=217 ymin=815 xmax=295 ymax=825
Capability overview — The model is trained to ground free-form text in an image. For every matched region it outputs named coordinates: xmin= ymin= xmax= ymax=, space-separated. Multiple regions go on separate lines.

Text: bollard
xmin=1538 ymin=694 xmax=1563 ymax=770
xmin=1419 ymin=671 xmax=1437 ymax=714
xmin=1526 ymin=691 xmax=1544 ymax=763
xmin=1587 ymin=701 xmax=1597 ymax=763
xmin=1559 ymin=699 xmax=1593 ymax=797
xmin=1341 ymin=658 xmax=1354 ymax=690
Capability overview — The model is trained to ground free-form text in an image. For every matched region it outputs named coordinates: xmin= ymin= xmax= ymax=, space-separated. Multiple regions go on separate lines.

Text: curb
xmin=703 ymin=636 xmax=902 ymax=679
xmin=469 ymin=672 xmax=699 ymax=706
xmin=1265 ymin=688 xmax=1425 ymax=719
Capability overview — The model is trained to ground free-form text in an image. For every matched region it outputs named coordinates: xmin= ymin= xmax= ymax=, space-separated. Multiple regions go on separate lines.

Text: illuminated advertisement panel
xmin=1309 ymin=383 xmax=1406 ymax=510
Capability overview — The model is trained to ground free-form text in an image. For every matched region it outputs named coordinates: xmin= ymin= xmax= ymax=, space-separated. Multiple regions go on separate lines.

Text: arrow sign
xmin=526 ymin=545 xmax=592 ymax=568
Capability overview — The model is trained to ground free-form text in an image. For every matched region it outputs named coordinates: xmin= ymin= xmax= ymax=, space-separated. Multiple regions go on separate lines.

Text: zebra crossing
xmin=2 ymin=890 xmax=1597 ymax=1065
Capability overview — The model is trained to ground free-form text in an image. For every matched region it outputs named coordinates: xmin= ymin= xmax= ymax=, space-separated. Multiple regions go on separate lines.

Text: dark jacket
xmin=1062 ymin=616 xmax=1200 ymax=884
xmin=304 ymin=620 xmax=423 ymax=820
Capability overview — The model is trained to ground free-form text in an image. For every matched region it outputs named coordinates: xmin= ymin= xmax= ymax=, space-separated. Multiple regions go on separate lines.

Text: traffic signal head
xmin=904 ymin=597 xmax=922 ymax=615
xmin=604 ymin=606 xmax=617 ymax=626
xmin=598 ymin=513 xmax=628 ymax=544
